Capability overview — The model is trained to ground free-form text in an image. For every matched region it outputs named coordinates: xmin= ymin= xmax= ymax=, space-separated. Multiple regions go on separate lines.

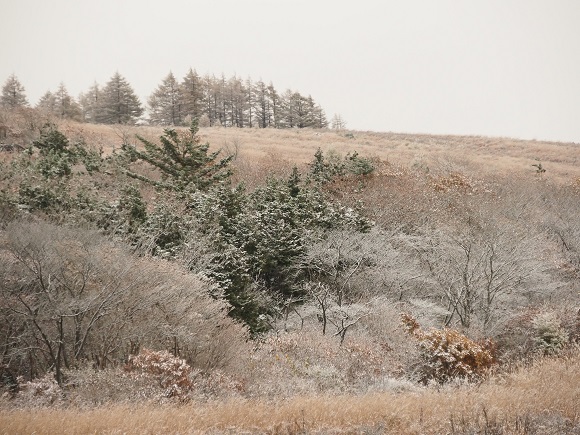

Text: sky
xmin=2 ymin=0 xmax=580 ymax=143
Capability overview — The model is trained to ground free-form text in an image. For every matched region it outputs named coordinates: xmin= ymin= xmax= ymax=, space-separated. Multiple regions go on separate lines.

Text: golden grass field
xmin=53 ymin=120 xmax=580 ymax=185
xmin=1 ymin=348 xmax=578 ymax=434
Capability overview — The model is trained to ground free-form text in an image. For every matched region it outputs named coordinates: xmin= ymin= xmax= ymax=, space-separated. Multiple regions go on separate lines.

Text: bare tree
xmin=0 ymin=220 xmax=248 ymax=384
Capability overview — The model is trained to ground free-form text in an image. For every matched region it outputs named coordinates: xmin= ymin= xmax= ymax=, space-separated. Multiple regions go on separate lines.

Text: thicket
xmin=1 ymin=115 xmax=578 ymax=406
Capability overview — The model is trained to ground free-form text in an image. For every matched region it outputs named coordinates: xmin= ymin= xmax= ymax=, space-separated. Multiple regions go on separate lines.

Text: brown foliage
xmin=401 ymin=313 xmax=496 ymax=383
xmin=124 ymin=349 xmax=193 ymax=400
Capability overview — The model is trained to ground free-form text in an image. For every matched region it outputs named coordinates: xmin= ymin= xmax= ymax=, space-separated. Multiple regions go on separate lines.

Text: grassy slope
xmin=54 ymin=120 xmax=580 ymax=184
xmin=2 ymin=349 xmax=578 ymax=434
xmin=1 ymin=119 xmax=579 ymax=433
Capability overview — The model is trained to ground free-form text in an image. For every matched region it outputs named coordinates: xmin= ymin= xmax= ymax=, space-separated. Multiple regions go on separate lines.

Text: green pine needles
xmin=122 ymin=119 xmax=233 ymax=192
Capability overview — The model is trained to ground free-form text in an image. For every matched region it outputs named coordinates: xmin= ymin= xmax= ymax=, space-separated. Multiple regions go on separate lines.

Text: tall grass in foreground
xmin=2 ymin=349 xmax=578 ymax=434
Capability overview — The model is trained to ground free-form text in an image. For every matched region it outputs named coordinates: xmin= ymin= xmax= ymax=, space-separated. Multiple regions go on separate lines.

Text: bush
xmin=532 ymin=312 xmax=569 ymax=355
xmin=124 ymin=349 xmax=194 ymax=400
xmin=401 ymin=313 xmax=496 ymax=384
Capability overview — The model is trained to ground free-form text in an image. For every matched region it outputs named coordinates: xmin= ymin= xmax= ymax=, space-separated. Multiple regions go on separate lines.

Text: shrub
xmin=401 ymin=313 xmax=496 ymax=384
xmin=532 ymin=312 xmax=569 ymax=355
xmin=124 ymin=349 xmax=194 ymax=400
xmin=12 ymin=374 xmax=64 ymax=407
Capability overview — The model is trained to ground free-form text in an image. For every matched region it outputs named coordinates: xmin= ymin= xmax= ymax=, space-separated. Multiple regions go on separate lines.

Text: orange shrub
xmin=401 ymin=313 xmax=496 ymax=383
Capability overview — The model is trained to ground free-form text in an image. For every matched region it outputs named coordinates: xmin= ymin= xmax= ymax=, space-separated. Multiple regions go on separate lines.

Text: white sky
xmin=2 ymin=0 xmax=580 ymax=143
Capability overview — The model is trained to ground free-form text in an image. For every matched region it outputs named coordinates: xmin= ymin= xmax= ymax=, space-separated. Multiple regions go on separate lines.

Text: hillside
xmin=39 ymin=119 xmax=580 ymax=183
xmin=0 ymin=110 xmax=579 ymax=434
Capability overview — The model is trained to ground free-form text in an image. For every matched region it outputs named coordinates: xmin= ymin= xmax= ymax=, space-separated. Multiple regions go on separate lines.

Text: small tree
xmin=331 ymin=113 xmax=346 ymax=130
xmin=1 ymin=74 xmax=29 ymax=108
xmin=123 ymin=119 xmax=233 ymax=192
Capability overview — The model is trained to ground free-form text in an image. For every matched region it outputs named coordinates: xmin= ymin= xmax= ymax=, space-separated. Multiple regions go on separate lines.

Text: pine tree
xmin=245 ymin=77 xmax=254 ymax=128
xmin=53 ymin=83 xmax=82 ymax=120
xmin=78 ymin=82 xmax=102 ymax=123
xmin=122 ymin=119 xmax=233 ymax=192
xmin=36 ymin=91 xmax=57 ymax=114
xmin=267 ymin=82 xmax=281 ymax=128
xmin=99 ymin=72 xmax=143 ymax=124
xmin=148 ymin=72 xmax=182 ymax=126
xmin=1 ymin=74 xmax=29 ymax=108
xmin=180 ymin=68 xmax=204 ymax=123
xmin=254 ymin=80 xmax=270 ymax=128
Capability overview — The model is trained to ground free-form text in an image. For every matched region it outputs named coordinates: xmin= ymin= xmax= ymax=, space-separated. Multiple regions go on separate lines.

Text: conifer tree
xmin=36 ymin=91 xmax=57 ymax=113
xmin=0 ymin=74 xmax=29 ymax=108
xmin=99 ymin=72 xmax=143 ymax=124
xmin=180 ymin=68 xmax=204 ymax=123
xmin=78 ymin=82 xmax=102 ymax=123
xmin=148 ymin=72 xmax=182 ymax=126
xmin=54 ymin=83 xmax=82 ymax=120
xmin=122 ymin=119 xmax=233 ymax=191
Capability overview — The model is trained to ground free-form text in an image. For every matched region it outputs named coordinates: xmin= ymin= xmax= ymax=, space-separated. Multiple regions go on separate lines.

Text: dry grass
xmin=44 ymin=120 xmax=580 ymax=186
xmin=2 ymin=349 xmax=578 ymax=434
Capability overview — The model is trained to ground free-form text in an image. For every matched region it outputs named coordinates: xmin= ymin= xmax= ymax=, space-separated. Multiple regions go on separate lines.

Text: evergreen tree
xmin=78 ymin=82 xmax=102 ymax=123
xmin=180 ymin=68 xmax=204 ymax=123
xmin=53 ymin=83 xmax=82 ymax=120
xmin=267 ymin=82 xmax=281 ymax=128
xmin=99 ymin=72 xmax=143 ymax=124
xmin=0 ymin=74 xmax=29 ymax=108
xmin=228 ymin=75 xmax=247 ymax=127
xmin=245 ymin=77 xmax=254 ymax=128
xmin=148 ymin=72 xmax=182 ymax=126
xmin=254 ymin=80 xmax=271 ymax=128
xmin=122 ymin=119 xmax=233 ymax=192
xmin=36 ymin=91 xmax=57 ymax=114
xmin=202 ymin=74 xmax=218 ymax=126
xmin=36 ymin=84 xmax=81 ymax=120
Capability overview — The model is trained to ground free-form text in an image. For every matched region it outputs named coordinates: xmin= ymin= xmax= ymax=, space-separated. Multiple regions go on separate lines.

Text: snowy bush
xmin=125 ymin=349 xmax=194 ymax=400
xmin=401 ymin=313 xmax=495 ymax=383
xmin=532 ymin=312 xmax=569 ymax=355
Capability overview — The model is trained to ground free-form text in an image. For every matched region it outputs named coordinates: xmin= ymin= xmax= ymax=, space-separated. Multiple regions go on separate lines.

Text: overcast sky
xmin=2 ymin=0 xmax=580 ymax=142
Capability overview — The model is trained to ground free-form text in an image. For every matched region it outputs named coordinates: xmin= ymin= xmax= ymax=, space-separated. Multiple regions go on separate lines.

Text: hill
xmin=0 ymin=110 xmax=579 ymax=433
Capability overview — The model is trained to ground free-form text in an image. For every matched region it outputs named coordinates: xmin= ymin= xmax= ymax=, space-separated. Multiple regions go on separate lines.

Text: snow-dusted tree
xmin=36 ymin=84 xmax=81 ymax=120
xmin=304 ymin=95 xmax=328 ymax=128
xmin=122 ymin=118 xmax=233 ymax=192
xmin=254 ymin=80 xmax=271 ymax=128
xmin=1 ymin=74 xmax=29 ymax=108
xmin=36 ymin=91 xmax=57 ymax=114
xmin=180 ymin=68 xmax=204 ymax=123
xmin=228 ymin=75 xmax=247 ymax=127
xmin=148 ymin=72 xmax=182 ymax=126
xmin=331 ymin=113 xmax=347 ymax=130
xmin=267 ymin=82 xmax=281 ymax=128
xmin=78 ymin=82 xmax=102 ymax=123
xmin=53 ymin=83 xmax=81 ymax=120
xmin=244 ymin=77 xmax=254 ymax=128
xmin=99 ymin=72 xmax=143 ymax=124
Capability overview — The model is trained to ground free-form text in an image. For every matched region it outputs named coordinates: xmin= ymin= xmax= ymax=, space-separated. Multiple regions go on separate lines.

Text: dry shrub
xmin=532 ymin=312 xmax=570 ymax=356
xmin=245 ymin=323 xmax=412 ymax=398
xmin=124 ymin=349 xmax=193 ymax=400
xmin=7 ymin=374 xmax=64 ymax=408
xmin=2 ymin=348 xmax=578 ymax=434
xmin=430 ymin=172 xmax=474 ymax=192
xmin=401 ymin=313 xmax=496 ymax=383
